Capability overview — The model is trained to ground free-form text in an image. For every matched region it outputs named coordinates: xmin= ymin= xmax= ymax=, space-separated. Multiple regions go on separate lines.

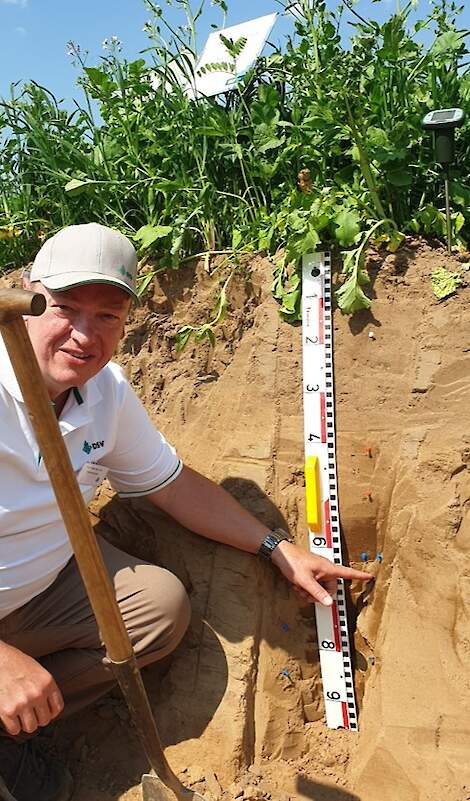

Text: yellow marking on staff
xmin=305 ymin=456 xmax=322 ymax=532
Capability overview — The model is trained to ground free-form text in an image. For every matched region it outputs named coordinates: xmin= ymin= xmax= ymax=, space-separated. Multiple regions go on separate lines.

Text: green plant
xmin=431 ymin=265 xmax=464 ymax=299
xmin=0 ymin=0 xmax=468 ymax=321
xmin=174 ymin=273 xmax=232 ymax=349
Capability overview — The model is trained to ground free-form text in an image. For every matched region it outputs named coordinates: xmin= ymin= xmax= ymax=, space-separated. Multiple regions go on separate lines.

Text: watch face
xmin=258 ymin=529 xmax=291 ymax=560
xmin=265 ymin=534 xmax=279 ymax=550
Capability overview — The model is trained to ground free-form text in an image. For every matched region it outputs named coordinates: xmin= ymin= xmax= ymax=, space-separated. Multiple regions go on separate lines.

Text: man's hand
xmin=0 ymin=642 xmax=64 ymax=736
xmin=152 ymin=467 xmax=374 ymax=606
xmin=271 ymin=540 xmax=372 ymax=606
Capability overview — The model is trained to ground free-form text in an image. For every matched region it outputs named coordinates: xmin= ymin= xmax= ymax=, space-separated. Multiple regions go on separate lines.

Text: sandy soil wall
xmin=87 ymin=241 xmax=470 ymax=801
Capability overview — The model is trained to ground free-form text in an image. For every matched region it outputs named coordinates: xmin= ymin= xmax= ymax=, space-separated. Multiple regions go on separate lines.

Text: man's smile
xmin=59 ymin=349 xmax=94 ymax=363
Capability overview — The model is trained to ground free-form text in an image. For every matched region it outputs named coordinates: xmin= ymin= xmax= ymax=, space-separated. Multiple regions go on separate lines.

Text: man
xmin=0 ymin=223 xmax=371 ymax=801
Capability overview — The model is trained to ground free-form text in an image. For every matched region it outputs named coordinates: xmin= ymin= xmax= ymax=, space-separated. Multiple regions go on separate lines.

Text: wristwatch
xmin=257 ymin=528 xmax=293 ymax=561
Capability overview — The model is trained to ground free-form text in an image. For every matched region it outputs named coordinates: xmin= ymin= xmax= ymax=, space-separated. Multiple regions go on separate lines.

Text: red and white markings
xmin=301 ymin=252 xmax=358 ymax=732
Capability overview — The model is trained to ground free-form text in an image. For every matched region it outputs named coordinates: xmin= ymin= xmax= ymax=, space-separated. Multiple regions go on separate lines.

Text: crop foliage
xmin=0 ymin=0 xmax=469 ymax=318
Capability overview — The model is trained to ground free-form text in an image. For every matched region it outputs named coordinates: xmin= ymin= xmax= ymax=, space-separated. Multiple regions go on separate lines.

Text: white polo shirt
xmin=0 ymin=334 xmax=182 ymax=621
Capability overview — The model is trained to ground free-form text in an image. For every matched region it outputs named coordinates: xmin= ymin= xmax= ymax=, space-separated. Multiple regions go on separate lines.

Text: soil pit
xmin=5 ymin=241 xmax=470 ymax=801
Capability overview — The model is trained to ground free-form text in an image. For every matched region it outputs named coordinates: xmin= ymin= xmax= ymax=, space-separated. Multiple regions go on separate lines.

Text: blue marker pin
xmin=280 ymin=668 xmax=294 ymax=685
xmin=360 ymin=552 xmax=368 ymax=562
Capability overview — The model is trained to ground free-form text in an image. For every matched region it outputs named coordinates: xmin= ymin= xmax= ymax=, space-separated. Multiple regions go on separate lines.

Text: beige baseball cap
xmin=30 ymin=223 xmax=139 ymax=302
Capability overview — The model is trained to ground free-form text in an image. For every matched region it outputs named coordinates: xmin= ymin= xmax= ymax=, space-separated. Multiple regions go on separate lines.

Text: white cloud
xmin=15 ymin=24 xmax=27 ymax=34
xmin=1 ymin=0 xmax=28 ymax=7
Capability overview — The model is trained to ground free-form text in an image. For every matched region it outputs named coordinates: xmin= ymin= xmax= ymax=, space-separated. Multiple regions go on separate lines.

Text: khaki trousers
xmin=0 ymin=537 xmax=191 ymax=720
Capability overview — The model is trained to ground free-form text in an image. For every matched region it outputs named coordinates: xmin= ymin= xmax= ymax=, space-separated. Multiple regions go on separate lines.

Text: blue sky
xmin=0 ymin=0 xmax=469 ymax=105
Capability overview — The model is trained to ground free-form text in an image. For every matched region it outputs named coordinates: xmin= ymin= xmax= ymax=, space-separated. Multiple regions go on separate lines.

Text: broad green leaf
xmin=302 ymin=227 xmax=321 ymax=253
xmin=414 ymin=20 xmax=428 ymax=33
xmin=64 ymin=178 xmax=100 ymax=195
xmin=367 ymin=127 xmax=403 ymax=163
xmin=257 ymin=137 xmax=284 ymax=154
xmin=336 ymin=273 xmax=371 ymax=314
xmin=134 ymin=224 xmax=173 ymax=250
xmin=418 ymin=205 xmax=446 ymax=236
xmin=312 ymin=213 xmax=331 ymax=234
xmin=280 ymin=291 xmax=301 ymax=318
xmin=195 ymin=325 xmax=216 ymax=347
xmin=432 ymin=31 xmax=465 ymax=56
xmin=452 ymin=182 xmax=470 ymax=207
xmin=84 ymin=67 xmax=111 ymax=89
xmin=93 ymin=145 xmax=104 ymax=167
xmin=431 ymin=267 xmax=463 ymax=300
xmin=232 ymin=229 xmax=242 ymax=250
xmin=175 ymin=326 xmax=194 ymax=352
xmin=367 ymin=127 xmax=390 ymax=149
xmin=334 ymin=210 xmax=361 ymax=247
xmin=305 ymin=116 xmax=333 ymax=131
xmin=83 ymin=67 xmax=116 ymax=97
xmin=287 ymin=210 xmax=307 ymax=234
xmin=279 ymin=273 xmax=302 ymax=320
xmin=455 ymin=212 xmax=465 ymax=234
xmin=128 ymin=59 xmax=146 ymax=77
xmin=351 ymin=144 xmax=361 ymax=163
xmin=256 ymin=84 xmax=280 ymax=109
xmin=387 ymin=230 xmax=406 ymax=253
xmin=387 ymin=168 xmax=413 ymax=187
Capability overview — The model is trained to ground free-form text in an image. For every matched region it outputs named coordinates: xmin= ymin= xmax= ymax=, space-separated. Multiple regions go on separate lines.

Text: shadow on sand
xmin=297 ymin=774 xmax=362 ymax=801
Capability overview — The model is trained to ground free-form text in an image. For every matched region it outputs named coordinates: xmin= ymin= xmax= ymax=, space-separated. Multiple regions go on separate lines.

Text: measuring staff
xmin=302 ymin=252 xmax=369 ymax=730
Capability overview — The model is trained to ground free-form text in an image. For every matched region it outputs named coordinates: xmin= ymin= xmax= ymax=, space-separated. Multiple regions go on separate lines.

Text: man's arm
xmin=148 ymin=465 xmax=372 ymax=606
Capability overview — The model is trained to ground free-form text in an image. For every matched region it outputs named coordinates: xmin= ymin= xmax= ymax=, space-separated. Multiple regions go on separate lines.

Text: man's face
xmin=23 ymin=281 xmax=131 ymax=400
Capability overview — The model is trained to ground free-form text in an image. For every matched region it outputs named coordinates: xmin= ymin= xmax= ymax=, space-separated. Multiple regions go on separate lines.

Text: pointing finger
xmin=331 ymin=565 xmax=373 ymax=582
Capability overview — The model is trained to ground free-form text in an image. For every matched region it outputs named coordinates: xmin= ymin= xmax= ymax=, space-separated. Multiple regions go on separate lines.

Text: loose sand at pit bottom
xmin=4 ymin=241 xmax=470 ymax=801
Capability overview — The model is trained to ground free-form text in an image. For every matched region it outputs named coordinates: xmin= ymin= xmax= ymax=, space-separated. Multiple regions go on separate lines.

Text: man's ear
xmin=21 ymin=272 xmax=45 ymax=296
xmin=21 ymin=269 xmax=32 ymax=290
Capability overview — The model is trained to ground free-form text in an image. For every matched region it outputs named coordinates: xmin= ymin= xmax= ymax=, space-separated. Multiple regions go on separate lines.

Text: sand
xmin=3 ymin=240 xmax=470 ymax=800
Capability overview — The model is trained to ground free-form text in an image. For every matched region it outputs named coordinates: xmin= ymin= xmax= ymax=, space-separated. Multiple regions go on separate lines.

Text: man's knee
xmin=126 ymin=564 xmax=191 ymax=659
xmin=155 ymin=567 xmax=192 ymax=652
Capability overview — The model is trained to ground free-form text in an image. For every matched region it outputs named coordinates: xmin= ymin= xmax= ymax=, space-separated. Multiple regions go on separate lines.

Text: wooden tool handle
xmin=0 ymin=289 xmax=46 ymax=323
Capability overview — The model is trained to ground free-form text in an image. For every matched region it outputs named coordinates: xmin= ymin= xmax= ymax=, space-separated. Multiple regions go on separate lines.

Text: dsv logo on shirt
xmin=82 ymin=440 xmax=105 ymax=455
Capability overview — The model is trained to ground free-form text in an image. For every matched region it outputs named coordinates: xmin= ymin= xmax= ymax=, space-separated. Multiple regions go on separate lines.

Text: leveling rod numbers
xmin=301 ymin=252 xmax=358 ymax=732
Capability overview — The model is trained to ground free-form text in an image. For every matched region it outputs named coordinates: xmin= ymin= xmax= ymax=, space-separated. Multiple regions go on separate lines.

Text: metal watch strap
xmin=257 ymin=527 xmax=293 ymax=561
